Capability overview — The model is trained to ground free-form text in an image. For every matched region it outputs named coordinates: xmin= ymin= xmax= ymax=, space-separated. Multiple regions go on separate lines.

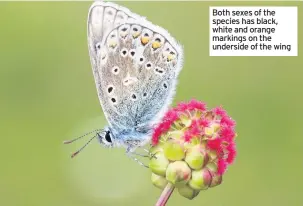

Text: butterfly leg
xmin=126 ymin=147 xmax=149 ymax=168
xmin=142 ymin=148 xmax=157 ymax=159
xmin=126 ymin=152 xmax=149 ymax=168
xmin=129 ymin=148 xmax=157 ymax=159
xmin=131 ymin=152 xmax=149 ymax=158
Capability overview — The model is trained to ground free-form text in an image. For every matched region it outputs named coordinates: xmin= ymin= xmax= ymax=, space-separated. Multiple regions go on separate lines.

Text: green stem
xmin=155 ymin=183 xmax=175 ymax=206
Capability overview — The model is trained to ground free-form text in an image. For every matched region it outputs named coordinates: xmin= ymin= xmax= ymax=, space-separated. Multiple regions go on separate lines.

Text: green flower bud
xmin=179 ymin=114 xmax=192 ymax=127
xmin=205 ymin=123 xmax=220 ymax=136
xmin=188 ymin=169 xmax=212 ymax=190
xmin=149 ymin=145 xmax=163 ymax=156
xmin=184 ymin=138 xmax=201 ymax=150
xmin=166 ymin=161 xmax=191 ymax=187
xmin=168 ymin=130 xmax=184 ymax=139
xmin=207 ymin=162 xmax=218 ymax=173
xmin=149 ymin=152 xmax=169 ymax=177
xmin=151 ymin=173 xmax=168 ymax=189
xmin=178 ymin=185 xmax=200 ymax=200
xmin=206 ymin=162 xmax=222 ymax=187
xmin=208 ymin=150 xmax=218 ymax=160
xmin=185 ymin=146 xmax=209 ymax=170
xmin=163 ymin=140 xmax=185 ymax=161
xmin=210 ymin=173 xmax=222 ymax=188
xmin=148 ymin=101 xmax=237 ymax=203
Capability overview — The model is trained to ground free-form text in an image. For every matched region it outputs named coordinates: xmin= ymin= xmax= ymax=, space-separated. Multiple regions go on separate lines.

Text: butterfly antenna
xmin=70 ymin=135 xmax=97 ymax=158
xmin=63 ymin=129 xmax=102 ymax=144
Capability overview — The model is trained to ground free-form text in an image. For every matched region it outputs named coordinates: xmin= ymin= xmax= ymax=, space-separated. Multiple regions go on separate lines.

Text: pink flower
xmin=218 ymin=159 xmax=228 ymax=175
xmin=226 ymin=142 xmax=237 ymax=164
xmin=175 ymin=102 xmax=187 ymax=112
xmin=213 ymin=106 xmax=227 ymax=117
xmin=190 ymin=120 xmax=201 ymax=136
xmin=152 ymin=127 xmax=162 ymax=145
xmin=164 ymin=110 xmax=179 ymax=122
xmin=184 ymin=130 xmax=192 ymax=142
xmin=198 ymin=119 xmax=210 ymax=127
xmin=151 ymin=100 xmax=237 ymax=175
xmin=188 ymin=99 xmax=206 ymax=111
xmin=220 ymin=127 xmax=235 ymax=141
xmin=220 ymin=116 xmax=236 ymax=127
xmin=207 ymin=138 xmax=222 ymax=150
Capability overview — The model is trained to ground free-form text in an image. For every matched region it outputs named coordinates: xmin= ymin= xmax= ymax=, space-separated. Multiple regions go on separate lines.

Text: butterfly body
xmin=98 ymin=125 xmax=151 ymax=150
xmin=87 ymin=1 xmax=183 ymax=151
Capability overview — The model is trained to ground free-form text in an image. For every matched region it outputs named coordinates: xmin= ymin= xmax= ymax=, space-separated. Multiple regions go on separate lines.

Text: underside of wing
xmin=87 ymin=1 xmax=142 ymax=129
xmin=87 ymin=1 xmax=184 ymax=132
xmin=98 ymin=20 xmax=184 ymax=130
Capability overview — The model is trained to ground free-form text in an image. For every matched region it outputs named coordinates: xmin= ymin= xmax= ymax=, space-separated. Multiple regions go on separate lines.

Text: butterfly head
xmin=97 ymin=127 xmax=115 ymax=148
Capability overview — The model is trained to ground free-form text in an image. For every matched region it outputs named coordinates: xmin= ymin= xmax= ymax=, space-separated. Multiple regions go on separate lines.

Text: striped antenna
xmin=70 ymin=135 xmax=97 ymax=158
xmin=63 ymin=129 xmax=102 ymax=144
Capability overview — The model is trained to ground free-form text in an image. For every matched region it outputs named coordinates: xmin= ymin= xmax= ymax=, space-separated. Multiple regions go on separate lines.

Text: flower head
xmin=149 ymin=100 xmax=237 ymax=200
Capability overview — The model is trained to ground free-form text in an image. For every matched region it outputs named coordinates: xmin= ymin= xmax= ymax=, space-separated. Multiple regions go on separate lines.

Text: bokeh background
xmin=0 ymin=1 xmax=302 ymax=206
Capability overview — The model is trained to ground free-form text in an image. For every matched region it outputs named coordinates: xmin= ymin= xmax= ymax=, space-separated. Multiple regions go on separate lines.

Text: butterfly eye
xmin=104 ymin=131 xmax=112 ymax=143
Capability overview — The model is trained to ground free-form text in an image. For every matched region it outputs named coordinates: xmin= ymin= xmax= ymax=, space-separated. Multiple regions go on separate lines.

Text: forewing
xmin=98 ymin=20 xmax=183 ymax=130
xmin=88 ymin=1 xmax=183 ymax=132
xmin=87 ymin=1 xmax=142 ymax=129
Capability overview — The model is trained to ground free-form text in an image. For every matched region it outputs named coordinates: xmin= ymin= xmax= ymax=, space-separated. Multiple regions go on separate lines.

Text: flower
xmin=149 ymin=100 xmax=237 ymax=200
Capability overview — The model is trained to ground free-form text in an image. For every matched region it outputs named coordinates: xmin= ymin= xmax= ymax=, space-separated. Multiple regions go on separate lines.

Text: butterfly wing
xmin=88 ymin=2 xmax=183 ymax=134
xmin=88 ymin=1 xmax=142 ymax=129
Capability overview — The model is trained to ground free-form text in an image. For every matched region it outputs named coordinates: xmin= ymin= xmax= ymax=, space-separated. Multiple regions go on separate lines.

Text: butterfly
xmin=64 ymin=1 xmax=183 ymax=163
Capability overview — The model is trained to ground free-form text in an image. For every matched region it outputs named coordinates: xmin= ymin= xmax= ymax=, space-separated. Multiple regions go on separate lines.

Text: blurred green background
xmin=0 ymin=1 xmax=302 ymax=206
